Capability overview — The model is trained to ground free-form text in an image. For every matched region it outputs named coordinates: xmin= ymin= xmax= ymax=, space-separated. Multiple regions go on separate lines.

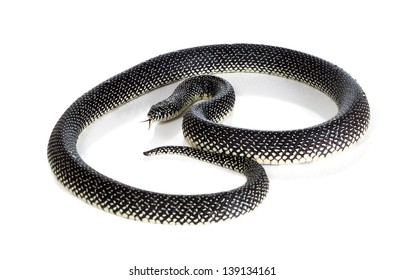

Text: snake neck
xmin=146 ymin=75 xmax=235 ymax=123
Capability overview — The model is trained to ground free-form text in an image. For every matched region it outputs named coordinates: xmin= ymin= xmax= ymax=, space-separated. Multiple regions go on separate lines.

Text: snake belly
xmin=47 ymin=44 xmax=370 ymax=224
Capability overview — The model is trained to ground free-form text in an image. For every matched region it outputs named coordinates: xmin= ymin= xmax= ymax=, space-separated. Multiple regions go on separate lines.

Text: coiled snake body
xmin=47 ymin=44 xmax=370 ymax=224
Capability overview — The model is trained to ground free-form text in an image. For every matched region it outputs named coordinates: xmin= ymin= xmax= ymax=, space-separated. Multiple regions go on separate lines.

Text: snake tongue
xmin=140 ymin=118 xmax=152 ymax=130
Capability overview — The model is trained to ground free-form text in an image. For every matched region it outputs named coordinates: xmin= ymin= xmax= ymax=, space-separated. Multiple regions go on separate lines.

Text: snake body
xmin=47 ymin=44 xmax=370 ymax=224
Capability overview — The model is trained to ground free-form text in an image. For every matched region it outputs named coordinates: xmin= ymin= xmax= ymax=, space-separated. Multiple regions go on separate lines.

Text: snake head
xmin=143 ymin=104 xmax=170 ymax=130
xmin=146 ymin=104 xmax=166 ymax=122
xmin=147 ymin=100 xmax=180 ymax=122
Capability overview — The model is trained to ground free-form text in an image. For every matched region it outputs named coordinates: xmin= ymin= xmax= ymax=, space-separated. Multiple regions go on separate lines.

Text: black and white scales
xmin=47 ymin=44 xmax=370 ymax=224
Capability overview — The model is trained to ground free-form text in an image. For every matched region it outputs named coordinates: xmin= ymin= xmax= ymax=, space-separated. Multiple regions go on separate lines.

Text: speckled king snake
xmin=47 ymin=44 xmax=370 ymax=224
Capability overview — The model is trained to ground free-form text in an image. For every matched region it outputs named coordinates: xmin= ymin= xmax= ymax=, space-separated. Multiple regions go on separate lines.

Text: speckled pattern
xmin=47 ymin=44 xmax=370 ymax=224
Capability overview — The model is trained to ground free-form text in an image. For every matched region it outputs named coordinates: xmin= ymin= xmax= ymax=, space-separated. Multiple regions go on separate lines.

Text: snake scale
xmin=47 ymin=44 xmax=370 ymax=224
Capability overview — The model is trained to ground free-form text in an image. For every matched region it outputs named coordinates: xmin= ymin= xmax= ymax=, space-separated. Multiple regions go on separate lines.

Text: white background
xmin=1 ymin=1 xmax=403 ymax=279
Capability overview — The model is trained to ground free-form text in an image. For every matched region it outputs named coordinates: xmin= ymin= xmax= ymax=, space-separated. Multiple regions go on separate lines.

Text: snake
xmin=47 ymin=44 xmax=370 ymax=224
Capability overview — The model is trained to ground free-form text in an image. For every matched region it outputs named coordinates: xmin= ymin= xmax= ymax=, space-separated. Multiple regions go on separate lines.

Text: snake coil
xmin=48 ymin=44 xmax=370 ymax=224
